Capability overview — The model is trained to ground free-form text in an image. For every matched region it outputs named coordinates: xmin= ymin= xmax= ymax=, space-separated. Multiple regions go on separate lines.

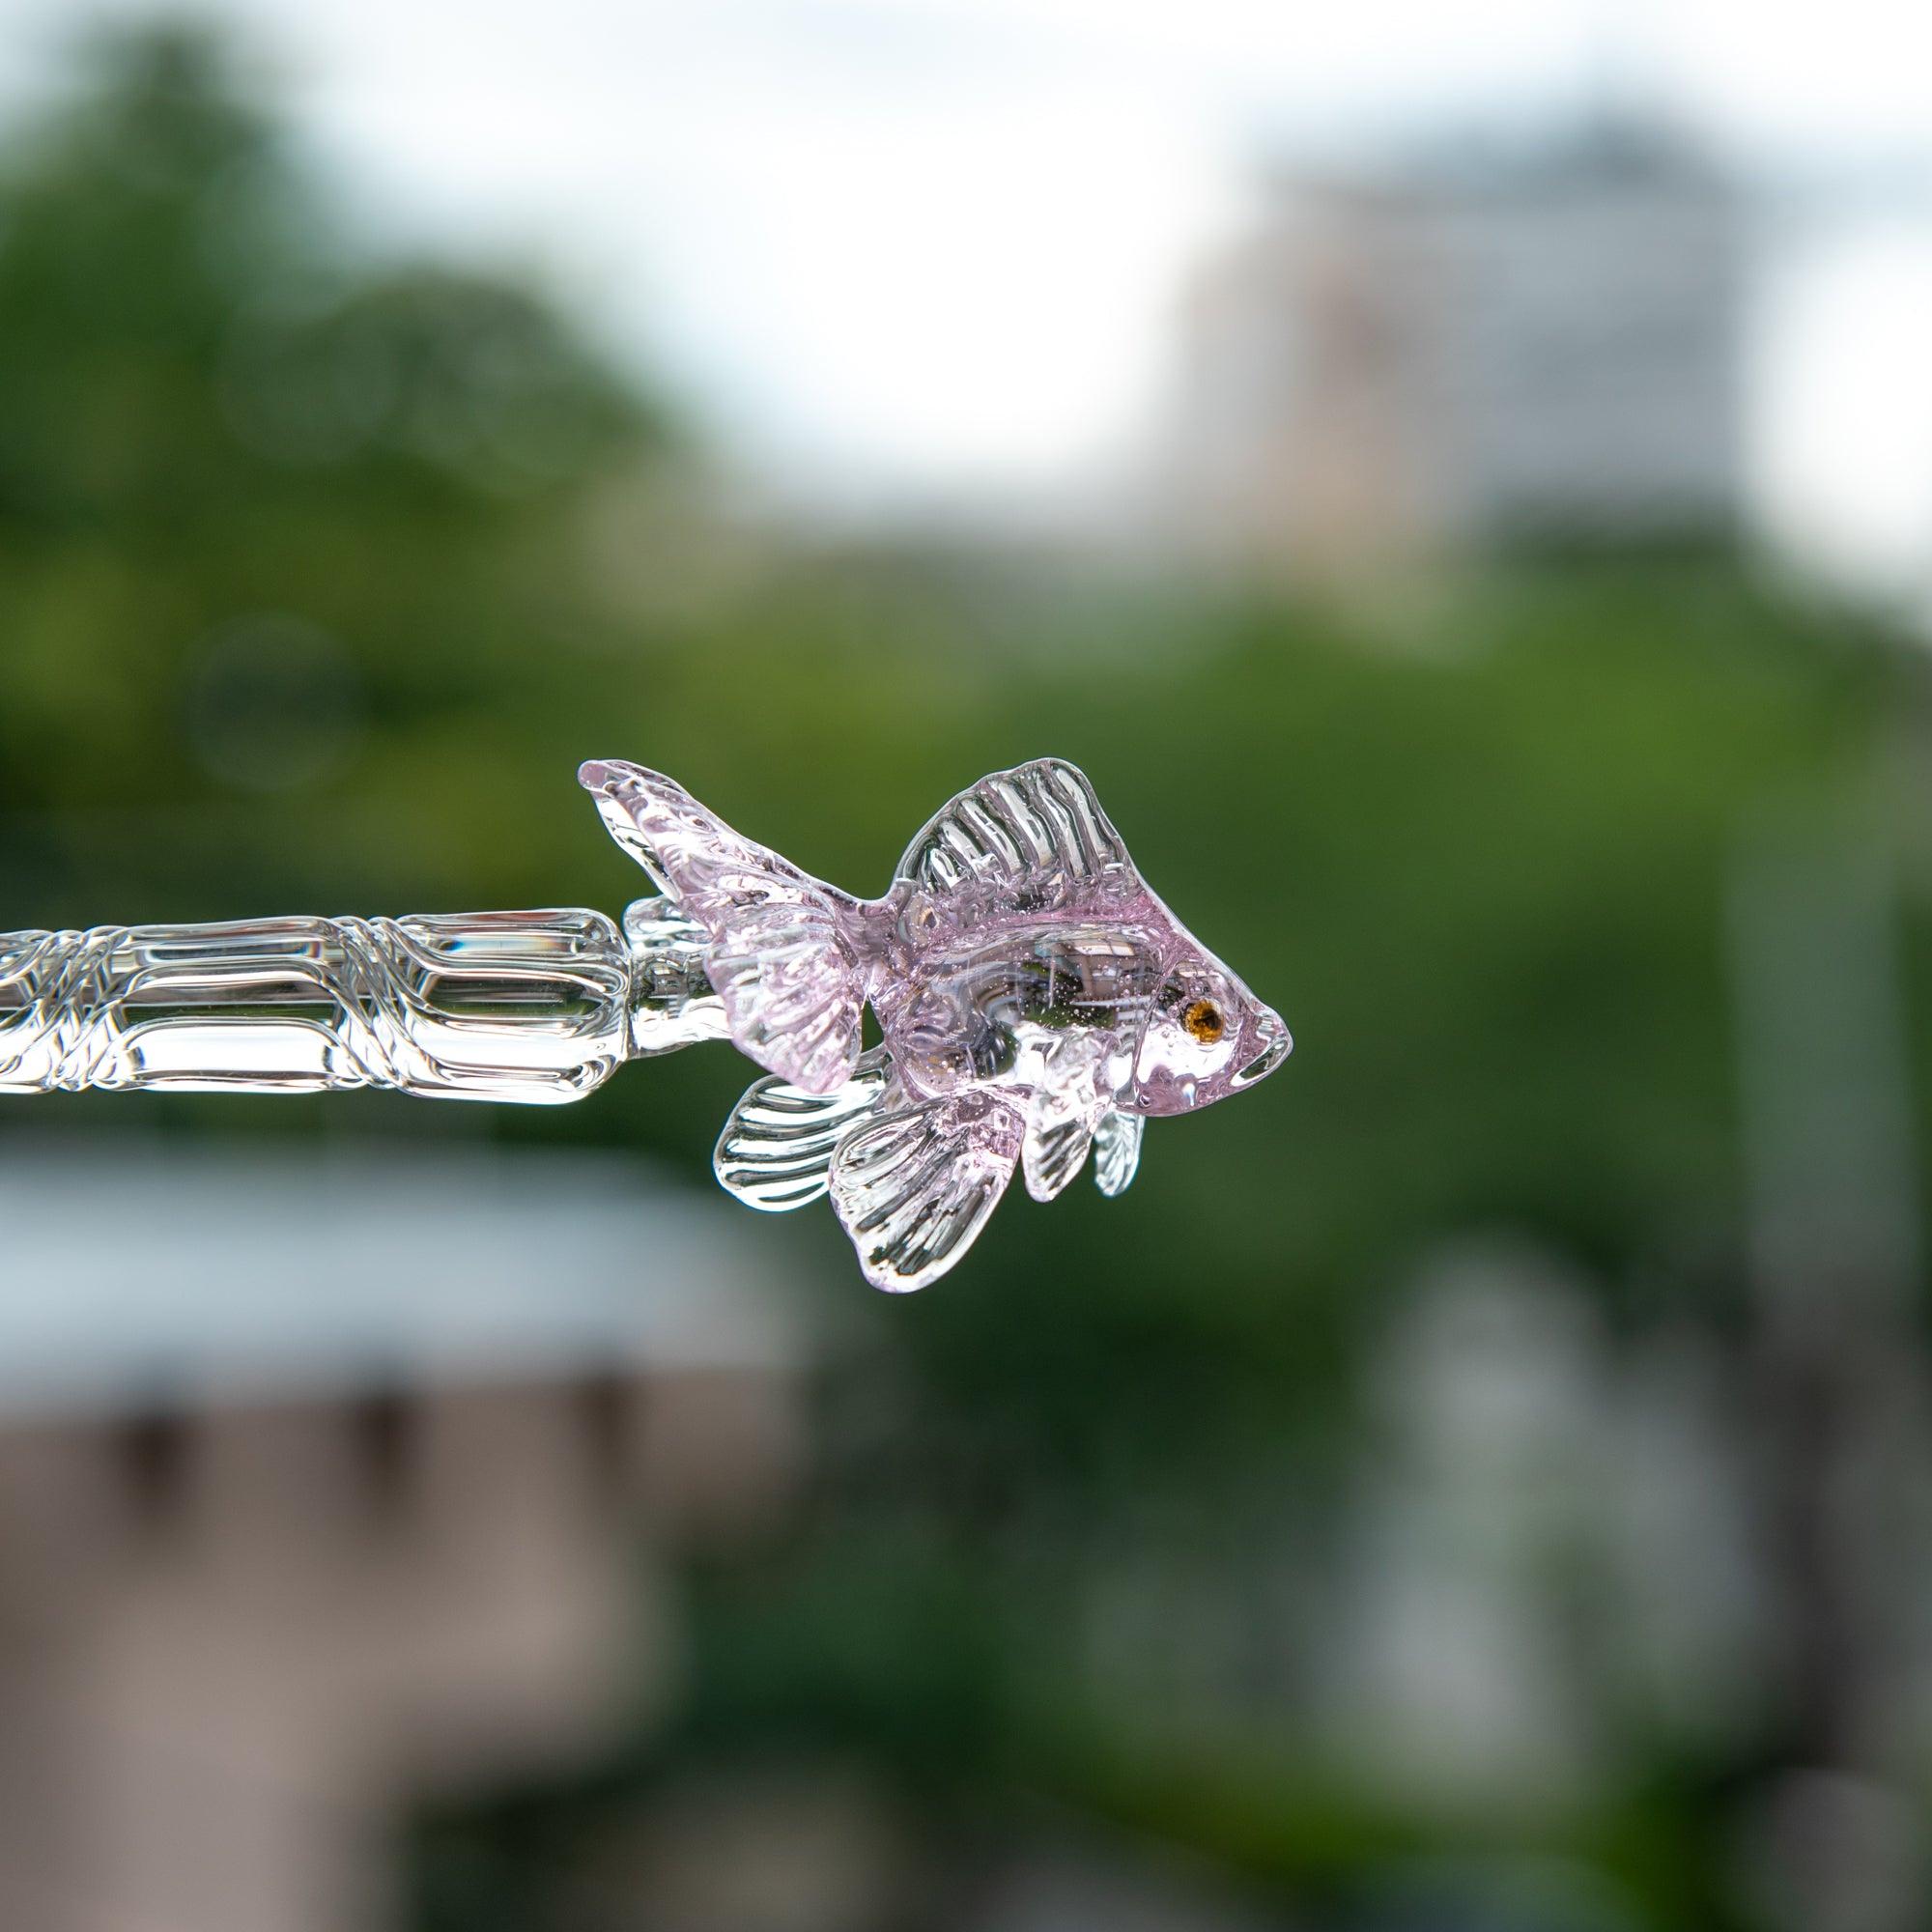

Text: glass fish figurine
xmin=582 ymin=757 xmax=1292 ymax=1290
xmin=0 ymin=757 xmax=1290 ymax=1292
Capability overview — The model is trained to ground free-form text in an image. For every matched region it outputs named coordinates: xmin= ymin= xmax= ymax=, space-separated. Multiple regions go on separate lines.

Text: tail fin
xmin=715 ymin=1047 xmax=896 ymax=1211
xmin=581 ymin=760 xmax=864 ymax=1094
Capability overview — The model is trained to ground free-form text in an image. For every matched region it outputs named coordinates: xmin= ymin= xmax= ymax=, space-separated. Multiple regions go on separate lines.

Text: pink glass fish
xmin=580 ymin=757 xmax=1292 ymax=1291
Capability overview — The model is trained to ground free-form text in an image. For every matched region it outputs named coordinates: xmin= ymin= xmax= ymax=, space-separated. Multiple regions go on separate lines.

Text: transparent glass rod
xmin=0 ymin=898 xmax=725 ymax=1103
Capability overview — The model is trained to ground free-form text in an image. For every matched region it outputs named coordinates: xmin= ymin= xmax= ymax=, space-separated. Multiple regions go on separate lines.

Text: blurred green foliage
xmin=6 ymin=28 xmax=1931 ymax=1930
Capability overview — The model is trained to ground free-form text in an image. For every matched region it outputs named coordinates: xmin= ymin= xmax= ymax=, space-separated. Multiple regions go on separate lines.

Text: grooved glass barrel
xmin=0 ymin=910 xmax=637 ymax=1101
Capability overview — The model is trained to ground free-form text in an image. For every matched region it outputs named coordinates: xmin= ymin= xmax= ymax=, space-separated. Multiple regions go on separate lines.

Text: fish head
xmin=1128 ymin=939 xmax=1291 ymax=1117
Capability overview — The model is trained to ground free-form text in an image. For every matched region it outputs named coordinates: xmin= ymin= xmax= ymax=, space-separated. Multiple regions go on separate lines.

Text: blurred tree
xmin=0 ymin=20 xmax=676 ymax=915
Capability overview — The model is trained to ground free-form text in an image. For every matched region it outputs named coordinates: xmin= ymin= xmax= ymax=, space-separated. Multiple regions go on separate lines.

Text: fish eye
xmin=1181 ymin=998 xmax=1225 ymax=1044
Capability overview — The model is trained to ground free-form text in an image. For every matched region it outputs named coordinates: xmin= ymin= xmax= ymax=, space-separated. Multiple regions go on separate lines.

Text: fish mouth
xmin=1232 ymin=1010 xmax=1293 ymax=1089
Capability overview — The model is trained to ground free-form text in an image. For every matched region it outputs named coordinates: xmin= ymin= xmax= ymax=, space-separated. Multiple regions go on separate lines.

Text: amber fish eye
xmin=1181 ymin=998 xmax=1225 ymax=1044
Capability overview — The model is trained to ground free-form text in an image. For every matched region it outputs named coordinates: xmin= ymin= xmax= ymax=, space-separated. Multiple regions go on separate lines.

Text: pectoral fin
xmin=1023 ymin=1114 xmax=1093 ymax=1201
xmin=829 ymin=1093 xmax=1023 ymax=1293
xmin=1020 ymin=1032 xmax=1115 ymax=1203
xmin=1092 ymin=1110 xmax=1144 ymax=1197
xmin=1022 ymin=1094 xmax=1095 ymax=1202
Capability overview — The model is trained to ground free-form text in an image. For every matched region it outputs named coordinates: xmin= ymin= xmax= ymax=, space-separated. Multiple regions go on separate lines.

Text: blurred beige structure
xmin=1171 ymin=123 xmax=1746 ymax=575
xmin=0 ymin=1141 xmax=808 ymax=1932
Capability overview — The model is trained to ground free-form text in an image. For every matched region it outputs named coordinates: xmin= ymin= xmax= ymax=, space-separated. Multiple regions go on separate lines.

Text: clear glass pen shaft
xmin=0 ymin=899 xmax=724 ymax=1101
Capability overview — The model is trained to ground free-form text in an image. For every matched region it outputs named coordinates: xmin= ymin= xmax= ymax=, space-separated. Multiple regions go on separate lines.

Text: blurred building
xmin=0 ymin=1139 xmax=809 ymax=1932
xmin=1169 ymin=122 xmax=1746 ymax=576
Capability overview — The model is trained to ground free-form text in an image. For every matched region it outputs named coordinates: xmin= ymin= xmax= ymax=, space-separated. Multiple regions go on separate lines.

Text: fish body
xmin=580 ymin=756 xmax=1290 ymax=1290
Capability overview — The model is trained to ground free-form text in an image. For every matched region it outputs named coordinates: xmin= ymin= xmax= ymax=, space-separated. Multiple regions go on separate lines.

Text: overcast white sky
xmin=3 ymin=0 xmax=1932 ymax=588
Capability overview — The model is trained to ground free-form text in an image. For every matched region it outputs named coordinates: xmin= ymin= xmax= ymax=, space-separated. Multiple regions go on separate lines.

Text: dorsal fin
xmin=894 ymin=759 xmax=1133 ymax=904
